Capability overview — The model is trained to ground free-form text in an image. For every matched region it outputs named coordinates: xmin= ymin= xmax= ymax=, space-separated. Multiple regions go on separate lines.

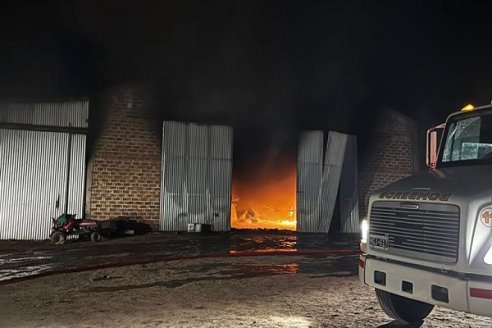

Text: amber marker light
xmin=461 ymin=104 xmax=475 ymax=112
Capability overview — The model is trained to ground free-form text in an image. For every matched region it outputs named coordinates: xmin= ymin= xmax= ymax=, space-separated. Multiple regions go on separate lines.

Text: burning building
xmin=0 ymin=86 xmax=418 ymax=239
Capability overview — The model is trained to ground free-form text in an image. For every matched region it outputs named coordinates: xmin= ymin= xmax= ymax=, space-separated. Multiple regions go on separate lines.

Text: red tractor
xmin=49 ymin=213 xmax=103 ymax=244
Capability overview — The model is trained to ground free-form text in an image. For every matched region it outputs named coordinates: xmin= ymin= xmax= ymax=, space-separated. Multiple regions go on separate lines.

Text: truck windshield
xmin=441 ymin=111 xmax=492 ymax=166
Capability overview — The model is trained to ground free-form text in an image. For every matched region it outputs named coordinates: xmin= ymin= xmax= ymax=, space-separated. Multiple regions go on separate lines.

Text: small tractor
xmin=49 ymin=213 xmax=104 ymax=245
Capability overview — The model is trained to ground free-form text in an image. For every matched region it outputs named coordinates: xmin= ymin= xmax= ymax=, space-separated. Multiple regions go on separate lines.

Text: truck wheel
xmin=90 ymin=231 xmax=102 ymax=242
xmin=375 ymin=289 xmax=434 ymax=323
xmin=50 ymin=231 xmax=66 ymax=245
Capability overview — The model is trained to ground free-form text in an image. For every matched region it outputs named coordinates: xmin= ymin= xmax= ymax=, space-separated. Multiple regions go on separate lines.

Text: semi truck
xmin=359 ymin=104 xmax=492 ymax=323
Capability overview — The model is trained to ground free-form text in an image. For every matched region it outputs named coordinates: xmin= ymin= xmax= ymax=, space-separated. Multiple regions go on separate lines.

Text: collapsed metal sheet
xmin=339 ymin=135 xmax=359 ymax=233
xmin=296 ymin=131 xmax=324 ymax=233
xmin=319 ymin=131 xmax=348 ymax=233
xmin=297 ymin=130 xmax=357 ymax=233
xmin=160 ymin=121 xmax=233 ymax=231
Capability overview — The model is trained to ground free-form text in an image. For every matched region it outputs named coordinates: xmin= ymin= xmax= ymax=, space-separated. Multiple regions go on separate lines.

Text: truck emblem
xmin=480 ymin=207 xmax=492 ymax=227
xmin=379 ymin=191 xmax=451 ymax=202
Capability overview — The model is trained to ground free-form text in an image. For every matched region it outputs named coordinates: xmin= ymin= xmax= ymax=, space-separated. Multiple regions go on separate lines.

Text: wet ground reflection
xmin=0 ymin=231 xmax=359 ymax=282
xmin=86 ymin=253 xmax=359 ymax=292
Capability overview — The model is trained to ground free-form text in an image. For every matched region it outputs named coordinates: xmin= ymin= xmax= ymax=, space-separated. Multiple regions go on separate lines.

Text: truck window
xmin=441 ymin=113 xmax=492 ymax=165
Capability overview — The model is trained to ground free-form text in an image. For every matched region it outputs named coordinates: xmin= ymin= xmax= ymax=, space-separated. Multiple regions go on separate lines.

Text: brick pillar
xmin=358 ymin=109 xmax=419 ymax=217
xmin=89 ymin=86 xmax=161 ymax=229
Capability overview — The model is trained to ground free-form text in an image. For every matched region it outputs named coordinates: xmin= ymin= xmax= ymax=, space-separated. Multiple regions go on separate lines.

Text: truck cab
xmin=360 ymin=104 xmax=492 ymax=323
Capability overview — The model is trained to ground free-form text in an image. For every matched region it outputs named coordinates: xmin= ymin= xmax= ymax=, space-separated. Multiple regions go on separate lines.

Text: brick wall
xmin=89 ymin=87 xmax=161 ymax=229
xmin=358 ymin=109 xmax=419 ymax=217
xmin=87 ymin=91 xmax=418 ymax=230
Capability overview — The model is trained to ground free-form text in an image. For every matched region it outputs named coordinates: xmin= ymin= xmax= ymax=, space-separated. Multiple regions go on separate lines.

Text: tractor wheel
xmin=50 ymin=231 xmax=66 ymax=245
xmin=90 ymin=231 xmax=102 ymax=242
xmin=375 ymin=289 xmax=434 ymax=323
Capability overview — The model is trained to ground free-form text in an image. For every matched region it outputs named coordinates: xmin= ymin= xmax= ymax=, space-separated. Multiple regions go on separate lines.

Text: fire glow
xmin=231 ymin=165 xmax=296 ymax=230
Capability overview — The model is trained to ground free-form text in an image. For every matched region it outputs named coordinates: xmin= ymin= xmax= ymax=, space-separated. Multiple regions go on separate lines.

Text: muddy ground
xmin=0 ymin=254 xmax=490 ymax=328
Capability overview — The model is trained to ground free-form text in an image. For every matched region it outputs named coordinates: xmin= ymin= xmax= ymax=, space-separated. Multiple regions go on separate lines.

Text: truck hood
xmin=378 ymin=165 xmax=492 ymax=201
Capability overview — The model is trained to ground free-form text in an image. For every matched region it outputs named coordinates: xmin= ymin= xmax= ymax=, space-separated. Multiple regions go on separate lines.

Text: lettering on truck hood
xmin=379 ymin=191 xmax=451 ymax=202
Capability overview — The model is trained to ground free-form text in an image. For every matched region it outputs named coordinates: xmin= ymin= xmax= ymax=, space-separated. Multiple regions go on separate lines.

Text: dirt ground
xmin=0 ymin=254 xmax=490 ymax=328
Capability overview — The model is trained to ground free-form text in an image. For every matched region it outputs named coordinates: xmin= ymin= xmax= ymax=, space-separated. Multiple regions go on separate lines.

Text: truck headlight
xmin=484 ymin=244 xmax=492 ymax=265
xmin=361 ymin=219 xmax=369 ymax=244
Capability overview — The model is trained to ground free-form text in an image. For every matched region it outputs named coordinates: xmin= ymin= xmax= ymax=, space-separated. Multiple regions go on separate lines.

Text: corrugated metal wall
xmin=0 ymin=101 xmax=88 ymax=240
xmin=160 ymin=121 xmax=186 ymax=231
xmin=0 ymin=101 xmax=88 ymax=128
xmin=208 ymin=125 xmax=233 ymax=231
xmin=160 ymin=121 xmax=233 ymax=231
xmin=296 ymin=130 xmax=358 ymax=233
xmin=296 ymin=131 xmax=324 ymax=233
xmin=67 ymin=134 xmax=87 ymax=216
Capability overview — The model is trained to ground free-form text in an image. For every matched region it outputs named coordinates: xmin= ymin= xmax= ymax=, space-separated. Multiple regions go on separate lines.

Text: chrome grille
xmin=369 ymin=201 xmax=460 ymax=263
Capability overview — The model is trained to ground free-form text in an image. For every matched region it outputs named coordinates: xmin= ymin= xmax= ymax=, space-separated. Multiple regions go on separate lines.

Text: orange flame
xmin=231 ymin=164 xmax=296 ymax=230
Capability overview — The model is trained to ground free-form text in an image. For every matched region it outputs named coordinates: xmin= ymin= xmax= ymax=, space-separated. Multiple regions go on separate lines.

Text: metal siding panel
xmin=319 ymin=131 xmax=348 ymax=233
xmin=188 ymin=124 xmax=208 ymax=159
xmin=160 ymin=122 xmax=233 ymax=231
xmin=160 ymin=122 xmax=187 ymax=231
xmin=164 ymin=121 xmax=187 ymax=157
xmin=0 ymin=100 xmax=89 ymax=128
xmin=0 ymin=130 xmax=69 ymax=240
xmin=165 ymin=158 xmax=187 ymax=193
xmin=208 ymin=125 xmax=233 ymax=231
xmin=161 ymin=122 xmax=185 ymax=231
xmin=339 ymin=135 xmax=359 ymax=233
xmin=187 ymin=124 xmax=208 ymax=223
xmin=209 ymin=125 xmax=233 ymax=159
xmin=296 ymin=131 xmax=324 ymax=233
xmin=67 ymin=134 xmax=87 ymax=217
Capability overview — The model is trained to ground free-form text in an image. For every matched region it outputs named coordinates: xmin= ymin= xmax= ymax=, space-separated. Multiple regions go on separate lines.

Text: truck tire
xmin=375 ymin=289 xmax=434 ymax=323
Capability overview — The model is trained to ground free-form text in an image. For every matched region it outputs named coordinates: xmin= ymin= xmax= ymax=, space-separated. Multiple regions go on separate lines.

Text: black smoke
xmin=2 ymin=0 xmax=492 ymax=174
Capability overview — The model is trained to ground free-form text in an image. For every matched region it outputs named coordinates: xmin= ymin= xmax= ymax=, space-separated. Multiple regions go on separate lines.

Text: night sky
xmin=2 ymin=0 xmax=492 ymax=174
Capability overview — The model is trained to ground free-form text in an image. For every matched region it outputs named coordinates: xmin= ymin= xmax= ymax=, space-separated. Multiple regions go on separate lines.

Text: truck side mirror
xmin=426 ymin=123 xmax=445 ymax=169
